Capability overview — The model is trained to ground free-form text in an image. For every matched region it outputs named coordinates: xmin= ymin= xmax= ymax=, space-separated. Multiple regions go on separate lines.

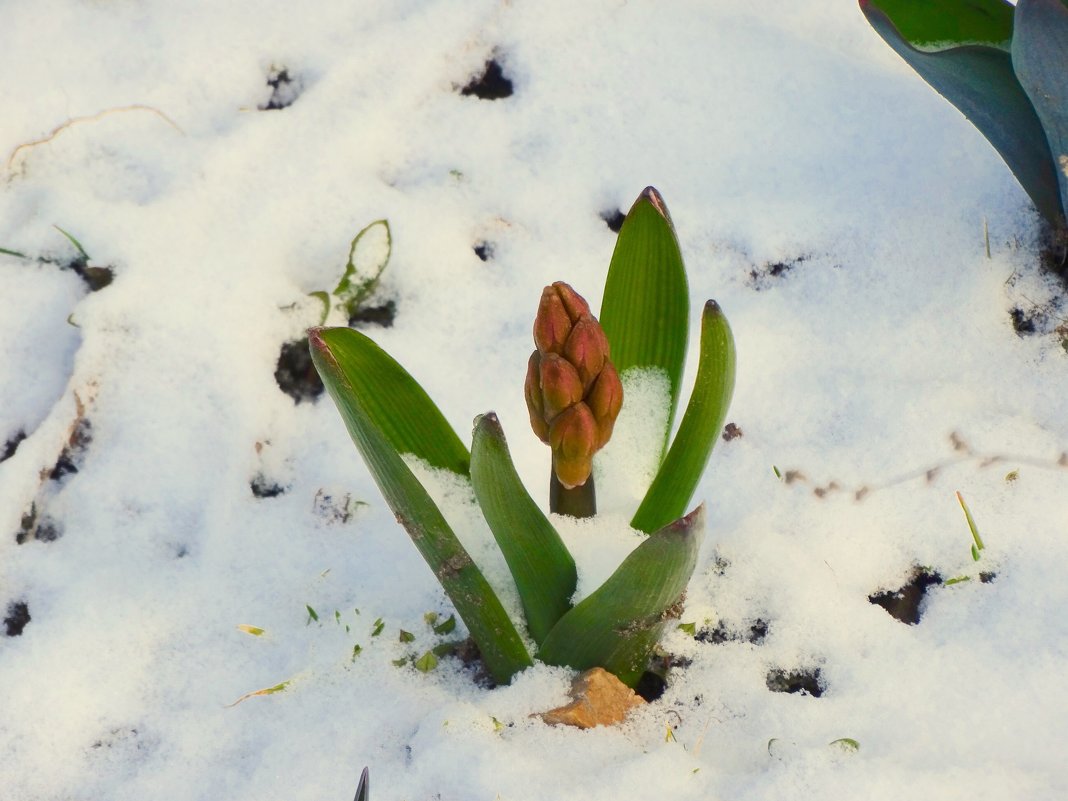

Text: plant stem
xmin=549 ymin=464 xmax=596 ymax=518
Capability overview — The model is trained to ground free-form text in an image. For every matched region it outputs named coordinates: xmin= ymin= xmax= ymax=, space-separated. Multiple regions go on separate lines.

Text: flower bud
xmin=548 ymin=402 xmax=597 ymax=489
xmin=525 ymin=282 xmax=623 ymax=489
xmin=539 ymin=353 xmax=585 ymax=420
xmin=533 ymin=286 xmax=573 ymax=355
xmin=586 ymin=361 xmax=623 ymax=449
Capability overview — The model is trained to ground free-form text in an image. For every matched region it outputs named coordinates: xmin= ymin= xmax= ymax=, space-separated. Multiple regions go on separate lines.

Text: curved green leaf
xmin=310 ymin=328 xmax=530 ymax=684
xmin=631 ymin=301 xmax=735 ymax=534
xmin=599 ymin=187 xmax=689 ymax=452
xmin=536 ymin=506 xmax=705 ymax=687
xmin=470 ymin=413 xmax=577 ymax=645
xmin=1013 ymin=0 xmax=1068 ymax=225
xmin=309 ymin=327 xmax=469 ymax=475
xmin=335 ymin=219 xmax=391 ymax=317
xmin=861 ymin=0 xmax=1063 ymax=224
xmin=862 ymin=0 xmax=1014 ymax=51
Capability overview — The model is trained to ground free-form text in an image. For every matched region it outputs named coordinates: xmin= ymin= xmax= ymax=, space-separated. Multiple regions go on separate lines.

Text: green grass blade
xmin=1012 ymin=0 xmax=1068 ymax=224
xmin=860 ymin=0 xmax=1063 ymax=225
xmin=631 ymin=301 xmax=735 ymax=534
xmin=53 ymin=224 xmax=90 ymax=259
xmin=470 ymin=413 xmax=577 ymax=645
xmin=861 ymin=0 xmax=1014 ymax=51
xmin=536 ymin=505 xmax=705 ymax=687
xmin=309 ymin=329 xmax=531 ymax=684
xmin=0 ymin=246 xmax=29 ymax=258
xmin=599 ymin=187 xmax=690 ymax=451
xmin=310 ymin=327 xmax=470 ymax=475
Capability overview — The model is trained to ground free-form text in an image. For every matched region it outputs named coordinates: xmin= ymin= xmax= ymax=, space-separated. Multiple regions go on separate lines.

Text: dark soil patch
xmin=275 ymin=337 xmax=324 ymax=403
xmin=696 ymin=618 xmax=768 ymax=645
xmin=460 ymin=58 xmax=513 ymax=100
xmin=868 ymin=567 xmax=942 ymax=625
xmin=748 ymin=256 xmax=808 ymax=291
xmin=349 ymin=299 xmax=396 ymax=328
xmin=49 ymin=418 xmax=92 ymax=481
xmin=473 ymin=241 xmax=494 ymax=262
xmin=600 ymin=209 xmax=626 ymax=233
xmin=250 ymin=474 xmax=286 ymax=499
xmin=766 ymin=667 xmax=824 ymax=697
xmin=4 ymin=601 xmax=30 ymax=636
xmin=1009 ymin=307 xmax=1038 ymax=335
xmin=1 ymin=430 xmax=26 ymax=462
xmin=16 ymin=503 xmax=63 ymax=544
xmin=721 ymin=422 xmax=743 ymax=442
xmin=260 ymin=66 xmax=302 ymax=110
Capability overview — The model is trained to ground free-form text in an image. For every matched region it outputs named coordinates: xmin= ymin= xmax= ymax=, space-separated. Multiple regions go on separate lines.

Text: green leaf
xmin=536 ymin=505 xmax=705 ymax=687
xmin=399 ymin=629 xmax=415 ymax=643
xmin=599 ymin=187 xmax=690 ymax=452
xmin=1012 ymin=0 xmax=1068 ymax=224
xmin=414 ymin=650 xmax=439 ymax=672
xmin=310 ymin=329 xmax=532 ymax=684
xmin=470 ymin=413 xmax=577 ymax=645
xmin=432 ymin=614 xmax=457 ymax=635
xmin=309 ymin=327 xmax=469 ymax=475
xmin=335 ymin=219 xmax=391 ymax=318
xmin=371 ymin=618 xmax=385 ymax=636
xmin=0 ymin=246 xmax=29 ymax=259
xmin=305 ymin=605 xmax=319 ymax=623
xmin=829 ymin=738 xmax=860 ymax=752
xmin=631 ymin=301 xmax=736 ymax=534
xmin=861 ymin=0 xmax=1063 ymax=224
xmin=861 ymin=0 xmax=1014 ymax=51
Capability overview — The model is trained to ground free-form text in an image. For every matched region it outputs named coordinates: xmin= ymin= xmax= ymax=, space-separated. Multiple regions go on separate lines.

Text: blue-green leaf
xmin=309 ymin=327 xmax=469 ymax=475
xmin=310 ymin=328 xmax=531 ymax=684
xmin=631 ymin=301 xmax=735 ymax=534
xmin=536 ymin=506 xmax=705 ymax=687
xmin=862 ymin=0 xmax=1014 ymax=51
xmin=470 ymin=413 xmax=577 ymax=645
xmin=599 ymin=187 xmax=690 ymax=453
xmin=861 ymin=0 xmax=1063 ymax=224
xmin=1012 ymin=0 xmax=1068 ymax=224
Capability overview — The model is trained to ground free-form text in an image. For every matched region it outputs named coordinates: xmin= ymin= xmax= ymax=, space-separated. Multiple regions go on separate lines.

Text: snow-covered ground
xmin=2 ymin=2 xmax=1067 ymax=799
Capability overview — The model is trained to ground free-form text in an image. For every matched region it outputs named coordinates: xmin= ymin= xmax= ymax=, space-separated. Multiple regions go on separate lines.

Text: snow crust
xmin=2 ymin=1 xmax=1068 ymax=800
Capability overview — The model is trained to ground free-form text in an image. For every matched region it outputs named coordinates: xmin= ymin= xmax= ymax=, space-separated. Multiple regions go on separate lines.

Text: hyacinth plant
xmin=308 ymin=187 xmax=736 ymax=687
xmin=859 ymin=0 xmax=1068 ymax=233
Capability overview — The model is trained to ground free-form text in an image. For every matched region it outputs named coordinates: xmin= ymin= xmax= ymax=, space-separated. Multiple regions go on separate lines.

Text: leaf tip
xmin=637 ymin=186 xmax=670 ymax=220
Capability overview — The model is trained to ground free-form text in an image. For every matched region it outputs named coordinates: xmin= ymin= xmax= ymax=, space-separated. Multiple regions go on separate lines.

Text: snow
xmin=2 ymin=1 xmax=1068 ymax=799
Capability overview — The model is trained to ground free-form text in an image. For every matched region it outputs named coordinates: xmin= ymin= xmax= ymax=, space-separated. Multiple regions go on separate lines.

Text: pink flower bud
xmin=548 ymin=402 xmax=597 ymax=488
xmin=538 ymin=353 xmax=585 ymax=420
xmin=525 ymin=351 xmax=550 ymax=443
xmin=586 ymin=361 xmax=623 ymax=449
xmin=533 ymin=286 xmax=572 ymax=355
xmin=563 ymin=317 xmax=609 ymax=391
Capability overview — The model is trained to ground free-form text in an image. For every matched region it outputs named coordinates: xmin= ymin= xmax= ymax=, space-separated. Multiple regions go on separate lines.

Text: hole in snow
xmin=274 ymin=337 xmax=324 ymax=404
xmin=473 ymin=241 xmax=494 ymax=262
xmin=259 ymin=65 xmax=303 ymax=110
xmin=600 ymin=209 xmax=625 ymax=233
xmin=1 ymin=430 xmax=26 ymax=462
xmin=868 ymin=567 xmax=942 ymax=625
xmin=250 ymin=473 xmax=286 ymax=499
xmin=4 ymin=601 xmax=30 ymax=636
xmin=765 ymin=667 xmax=824 ymax=697
xmin=459 ymin=58 xmax=514 ymax=100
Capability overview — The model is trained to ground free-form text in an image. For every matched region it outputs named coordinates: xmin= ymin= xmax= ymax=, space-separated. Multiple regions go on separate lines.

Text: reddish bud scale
xmin=524 ymin=282 xmax=624 ymax=488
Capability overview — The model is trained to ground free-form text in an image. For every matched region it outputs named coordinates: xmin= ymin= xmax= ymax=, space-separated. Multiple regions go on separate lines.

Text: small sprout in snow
xmin=677 ymin=622 xmax=697 ymax=637
xmin=772 ymin=465 xmax=783 ymax=480
xmin=1005 ymin=469 xmax=1019 ymax=483
xmin=226 ymin=680 xmax=291 ymax=707
xmin=829 ymin=738 xmax=860 ymax=753
xmin=391 ymin=657 xmax=408 ymax=668
xmin=305 ymin=605 xmax=319 ymax=624
xmin=399 ymin=629 xmax=415 ymax=643
xmin=237 ymin=624 xmax=265 ymax=637
xmin=956 ymin=491 xmax=985 ymax=558
xmin=351 ymin=644 xmax=362 ymax=661
xmin=371 ymin=618 xmax=385 ymax=637
xmin=424 ymin=611 xmax=439 ymax=627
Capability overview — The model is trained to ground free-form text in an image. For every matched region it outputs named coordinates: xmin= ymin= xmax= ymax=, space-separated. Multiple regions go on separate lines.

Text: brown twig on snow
xmin=5 ymin=104 xmax=183 ymax=172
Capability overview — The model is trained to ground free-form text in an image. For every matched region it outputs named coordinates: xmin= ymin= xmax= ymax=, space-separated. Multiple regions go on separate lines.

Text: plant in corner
xmin=859 ymin=0 xmax=1068 ymax=246
xmin=309 ymin=187 xmax=736 ymax=688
